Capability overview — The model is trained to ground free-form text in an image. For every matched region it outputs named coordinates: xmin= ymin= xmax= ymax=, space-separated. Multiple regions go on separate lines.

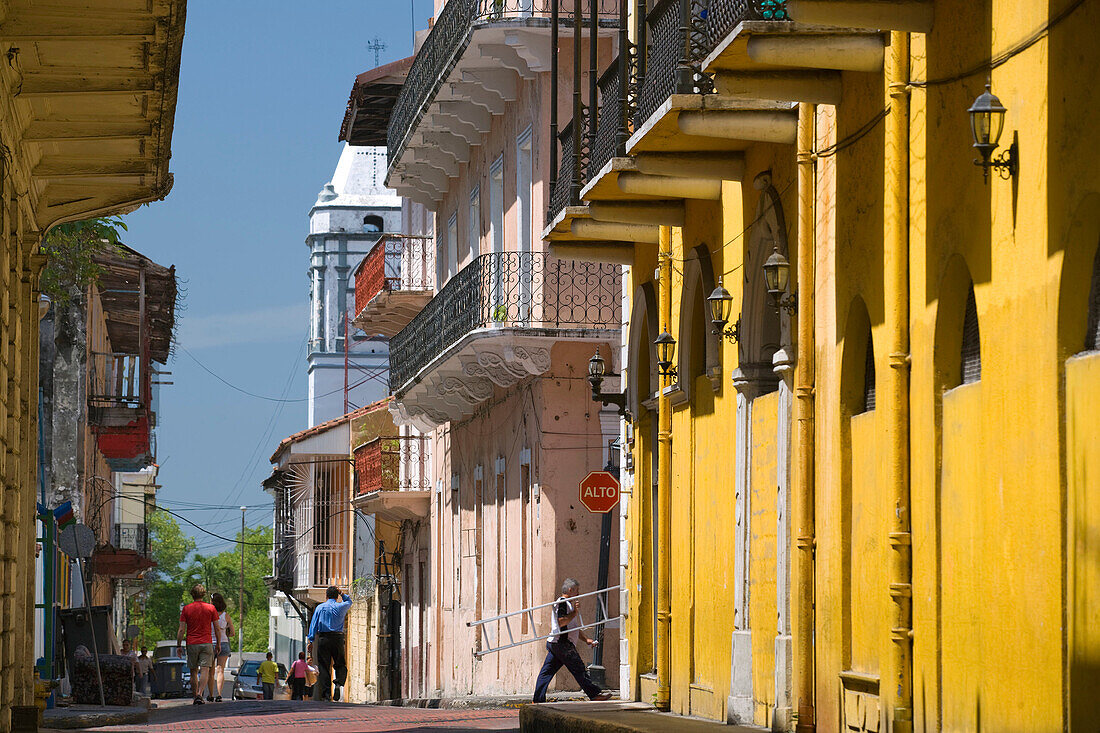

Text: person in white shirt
xmin=532 ymin=578 xmax=611 ymax=703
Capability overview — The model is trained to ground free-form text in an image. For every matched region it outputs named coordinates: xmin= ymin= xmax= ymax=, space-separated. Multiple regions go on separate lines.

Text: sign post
xmin=580 ymin=468 xmax=620 ymax=687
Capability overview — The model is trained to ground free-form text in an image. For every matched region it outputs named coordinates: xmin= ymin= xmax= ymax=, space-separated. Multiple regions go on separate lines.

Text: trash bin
xmin=153 ymin=659 xmax=186 ymax=699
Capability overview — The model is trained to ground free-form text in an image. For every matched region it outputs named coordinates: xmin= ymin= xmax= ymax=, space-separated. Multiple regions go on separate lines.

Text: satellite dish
xmin=58 ymin=523 xmax=96 ymax=559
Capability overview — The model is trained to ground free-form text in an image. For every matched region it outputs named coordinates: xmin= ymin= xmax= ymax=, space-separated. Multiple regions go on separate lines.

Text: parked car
xmin=232 ymin=659 xmax=288 ymax=700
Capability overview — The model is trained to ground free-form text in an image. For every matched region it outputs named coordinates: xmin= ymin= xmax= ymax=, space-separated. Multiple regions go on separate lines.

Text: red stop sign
xmin=579 ymin=471 xmax=620 ymax=513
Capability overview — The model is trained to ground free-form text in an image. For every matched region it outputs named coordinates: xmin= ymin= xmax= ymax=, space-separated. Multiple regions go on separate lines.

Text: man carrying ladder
xmin=532 ymin=578 xmax=613 ymax=703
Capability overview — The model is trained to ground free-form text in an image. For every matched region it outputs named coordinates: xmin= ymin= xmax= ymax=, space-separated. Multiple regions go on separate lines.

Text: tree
xmin=131 ymin=514 xmax=275 ymax=652
xmin=132 ymin=511 xmax=199 ymax=645
xmin=40 ymin=217 xmax=127 ymax=307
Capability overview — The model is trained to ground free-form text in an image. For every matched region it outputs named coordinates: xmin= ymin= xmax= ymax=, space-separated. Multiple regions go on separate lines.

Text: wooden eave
xmin=94 ymin=243 xmax=176 ymax=363
xmin=0 ymin=0 xmax=186 ymax=233
xmin=338 ymin=55 xmax=413 ymax=146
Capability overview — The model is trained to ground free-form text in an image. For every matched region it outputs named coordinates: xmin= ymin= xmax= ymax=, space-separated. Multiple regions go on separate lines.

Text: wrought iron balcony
xmin=635 ymin=0 xmax=788 ymax=127
xmin=589 ymin=52 xmax=632 ymax=180
xmin=548 ymin=118 xmax=589 ymax=224
xmin=389 ymin=251 xmax=621 ymax=394
xmin=112 ymin=523 xmax=149 ymax=556
xmin=388 ymin=0 xmax=618 ymax=177
xmin=355 ymin=435 xmax=431 ymax=495
xmin=354 ymin=235 xmax=436 ymax=337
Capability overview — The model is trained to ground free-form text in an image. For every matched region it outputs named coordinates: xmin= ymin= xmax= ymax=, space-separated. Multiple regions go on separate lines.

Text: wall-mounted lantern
xmin=654 ymin=331 xmax=678 ymax=377
xmin=968 ymin=83 xmax=1017 ymax=182
xmin=707 ymin=277 xmax=741 ymax=344
xmin=587 ymin=348 xmax=629 ymax=416
xmin=763 ymin=247 xmax=797 ymax=315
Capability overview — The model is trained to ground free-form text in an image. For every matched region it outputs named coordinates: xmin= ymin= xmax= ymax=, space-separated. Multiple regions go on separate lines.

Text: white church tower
xmin=307 ymin=145 xmax=400 ymax=426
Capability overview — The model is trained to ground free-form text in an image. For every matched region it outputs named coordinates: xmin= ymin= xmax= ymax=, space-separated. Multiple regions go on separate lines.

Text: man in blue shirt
xmin=308 ymin=585 xmax=352 ymax=701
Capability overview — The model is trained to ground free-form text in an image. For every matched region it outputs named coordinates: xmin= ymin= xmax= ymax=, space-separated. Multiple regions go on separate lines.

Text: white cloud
xmin=178 ymin=303 xmax=306 ymax=349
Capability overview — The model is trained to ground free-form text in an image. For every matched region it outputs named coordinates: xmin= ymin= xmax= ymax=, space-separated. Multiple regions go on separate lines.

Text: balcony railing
xmin=88 ymin=352 xmax=143 ymax=408
xmin=355 ymin=235 xmax=436 ymax=314
xmin=308 ymin=547 xmax=349 ymax=590
xmin=112 ymin=523 xmax=149 ymax=556
xmin=355 ymin=436 xmax=432 ymax=495
xmin=548 ymin=118 xmax=588 ymax=223
xmin=635 ymin=0 xmax=788 ymax=127
xmin=388 ymin=0 xmax=618 ymax=169
xmin=390 ymin=251 xmax=621 ymax=391
xmin=589 ymin=52 xmax=631 ymax=180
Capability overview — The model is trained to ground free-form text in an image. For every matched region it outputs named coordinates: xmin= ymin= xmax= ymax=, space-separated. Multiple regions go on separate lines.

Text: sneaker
xmin=193 ymin=697 xmax=205 ymax=705
xmin=206 ymin=696 xmax=215 ymax=702
xmin=214 ymin=696 xmax=222 ymax=702
xmin=332 ymin=684 xmax=341 ymax=702
xmin=593 ymin=692 xmax=613 ymax=701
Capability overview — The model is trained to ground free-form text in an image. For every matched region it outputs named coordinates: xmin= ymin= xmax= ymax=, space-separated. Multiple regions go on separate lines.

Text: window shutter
xmin=961 ymin=287 xmax=981 ymax=384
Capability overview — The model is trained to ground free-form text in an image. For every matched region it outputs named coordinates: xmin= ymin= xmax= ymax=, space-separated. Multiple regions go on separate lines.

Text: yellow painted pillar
xmin=793 ymin=102 xmax=817 ymax=733
xmin=655 ymin=225 xmax=673 ymax=711
xmin=884 ymin=30 xmax=913 ymax=733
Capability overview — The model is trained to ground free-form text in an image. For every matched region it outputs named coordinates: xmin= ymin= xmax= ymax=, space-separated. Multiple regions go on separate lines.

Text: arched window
xmin=1086 ymin=246 xmax=1100 ymax=351
xmin=363 ymin=215 xmax=384 ymax=233
xmin=862 ymin=326 xmax=876 ymax=413
xmin=961 ymin=286 xmax=981 ymax=384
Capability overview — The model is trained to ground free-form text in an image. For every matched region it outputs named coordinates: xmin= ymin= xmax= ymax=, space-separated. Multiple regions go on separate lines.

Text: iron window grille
xmin=961 ymin=287 xmax=981 ymax=384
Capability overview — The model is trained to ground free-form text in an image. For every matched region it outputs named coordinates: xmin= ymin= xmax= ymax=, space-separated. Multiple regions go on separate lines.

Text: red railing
xmin=354 ymin=236 xmax=435 ymax=315
xmin=354 ymin=435 xmax=431 ymax=495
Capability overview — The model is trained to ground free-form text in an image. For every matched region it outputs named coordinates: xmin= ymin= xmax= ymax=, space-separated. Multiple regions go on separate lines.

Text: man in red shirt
xmin=176 ymin=583 xmax=218 ymax=705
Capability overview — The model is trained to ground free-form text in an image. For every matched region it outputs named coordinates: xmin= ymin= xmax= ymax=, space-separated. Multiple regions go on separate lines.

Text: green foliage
xmin=130 ymin=512 xmax=275 ymax=652
xmin=39 ymin=216 xmax=127 ymax=307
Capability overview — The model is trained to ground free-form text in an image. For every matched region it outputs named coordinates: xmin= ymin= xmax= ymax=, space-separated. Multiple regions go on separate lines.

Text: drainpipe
xmin=655 ymin=225 xmax=673 ymax=711
xmin=884 ymin=31 xmax=913 ymax=733
xmin=793 ymin=102 xmax=816 ymax=733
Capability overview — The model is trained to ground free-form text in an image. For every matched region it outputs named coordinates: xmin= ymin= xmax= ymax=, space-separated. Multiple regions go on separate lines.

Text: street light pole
xmin=239 ymin=507 xmax=246 ymax=655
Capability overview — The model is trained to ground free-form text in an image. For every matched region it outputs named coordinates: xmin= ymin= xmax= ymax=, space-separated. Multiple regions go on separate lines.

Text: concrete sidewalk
xmin=519 ymin=701 xmax=766 ymax=732
xmin=41 ymin=700 xmax=150 ymax=729
xmin=375 ymin=691 xmax=595 ymax=710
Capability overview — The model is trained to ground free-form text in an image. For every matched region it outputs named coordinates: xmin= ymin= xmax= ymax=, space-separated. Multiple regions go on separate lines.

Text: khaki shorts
xmin=186 ymin=643 xmax=214 ymax=670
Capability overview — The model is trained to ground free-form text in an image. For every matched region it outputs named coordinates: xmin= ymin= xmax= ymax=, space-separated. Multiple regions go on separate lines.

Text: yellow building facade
xmin=544 ymin=0 xmax=1100 ymax=729
xmin=0 ymin=2 xmax=184 ymax=729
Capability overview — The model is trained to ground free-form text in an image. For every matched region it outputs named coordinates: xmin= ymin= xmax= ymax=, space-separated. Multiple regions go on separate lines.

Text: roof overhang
xmin=0 ymin=0 xmax=187 ymax=232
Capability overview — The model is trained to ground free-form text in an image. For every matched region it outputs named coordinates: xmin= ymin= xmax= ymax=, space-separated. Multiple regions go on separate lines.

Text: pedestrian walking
xmin=135 ymin=646 xmax=153 ymax=696
xmin=210 ymin=593 xmax=235 ymax=701
xmin=257 ymin=652 xmax=279 ymax=700
xmin=287 ymin=652 xmax=309 ymax=700
xmin=121 ymin=639 xmax=138 ymax=691
xmin=176 ymin=583 xmax=219 ymax=705
xmin=307 ymin=585 xmax=352 ymax=701
xmin=532 ymin=578 xmax=612 ymax=703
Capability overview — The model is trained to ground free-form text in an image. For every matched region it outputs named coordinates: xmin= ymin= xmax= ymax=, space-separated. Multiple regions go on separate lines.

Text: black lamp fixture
xmin=968 ymin=82 xmax=1017 ymax=182
xmin=587 ymin=348 xmax=629 ymax=416
xmin=654 ymin=331 xmax=677 ymax=378
xmin=763 ymin=246 xmax=797 ymax=314
xmin=707 ymin=277 xmax=740 ymax=344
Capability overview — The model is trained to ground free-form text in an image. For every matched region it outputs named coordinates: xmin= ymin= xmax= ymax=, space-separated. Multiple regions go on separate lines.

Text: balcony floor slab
xmin=392 ymin=326 xmax=619 ymax=432
xmin=701 ymin=20 xmax=885 ymax=73
xmin=542 ymin=203 xmax=592 ymax=242
xmin=352 ymin=489 xmax=431 ymax=521
xmin=354 ymin=290 xmax=435 ymax=338
xmin=626 ymin=94 xmax=792 ymax=155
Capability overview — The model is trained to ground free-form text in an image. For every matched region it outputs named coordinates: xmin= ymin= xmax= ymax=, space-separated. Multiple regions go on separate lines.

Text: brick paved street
xmin=70 ymin=699 xmax=519 ymax=733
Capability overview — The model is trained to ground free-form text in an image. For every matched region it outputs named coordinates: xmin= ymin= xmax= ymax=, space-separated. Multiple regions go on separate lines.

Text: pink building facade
xmin=346 ymin=0 xmax=625 ymax=699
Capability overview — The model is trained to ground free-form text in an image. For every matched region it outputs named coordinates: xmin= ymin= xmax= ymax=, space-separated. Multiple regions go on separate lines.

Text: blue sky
xmin=119 ymin=2 xmax=418 ymax=555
